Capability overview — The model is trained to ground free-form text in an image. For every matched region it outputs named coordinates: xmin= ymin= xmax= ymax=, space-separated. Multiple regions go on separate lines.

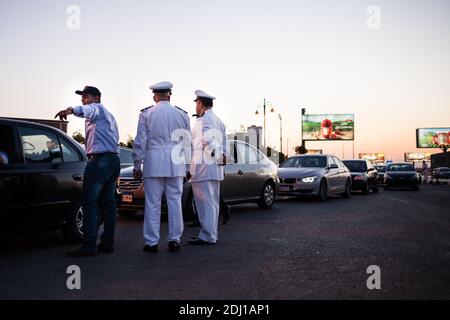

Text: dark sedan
xmin=116 ymin=140 xmax=279 ymax=220
xmin=431 ymin=167 xmax=450 ymax=184
xmin=342 ymin=159 xmax=379 ymax=194
xmin=374 ymin=164 xmax=387 ymax=186
xmin=0 ymin=118 xmax=87 ymax=243
xmin=384 ymin=162 xmax=420 ymax=190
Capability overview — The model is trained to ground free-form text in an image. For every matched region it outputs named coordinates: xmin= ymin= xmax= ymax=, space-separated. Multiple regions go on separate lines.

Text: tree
xmin=119 ymin=135 xmax=134 ymax=148
xmin=72 ymin=130 xmax=85 ymax=144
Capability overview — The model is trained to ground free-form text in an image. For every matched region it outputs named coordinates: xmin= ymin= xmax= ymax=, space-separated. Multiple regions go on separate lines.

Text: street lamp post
xmin=286 ymin=138 xmax=291 ymax=157
xmin=255 ymin=98 xmax=275 ymax=149
xmin=278 ymin=113 xmax=282 ymax=155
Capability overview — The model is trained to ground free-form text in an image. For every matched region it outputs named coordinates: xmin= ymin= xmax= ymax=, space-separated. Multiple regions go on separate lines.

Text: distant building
xmin=227 ymin=125 xmax=263 ymax=150
xmin=227 ymin=125 xmax=284 ymax=164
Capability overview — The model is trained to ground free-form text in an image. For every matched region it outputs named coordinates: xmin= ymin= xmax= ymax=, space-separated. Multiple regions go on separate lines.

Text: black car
xmin=0 ymin=118 xmax=87 ymax=242
xmin=342 ymin=159 xmax=379 ymax=194
xmin=384 ymin=162 xmax=420 ymax=190
xmin=374 ymin=164 xmax=387 ymax=186
xmin=431 ymin=167 xmax=450 ymax=184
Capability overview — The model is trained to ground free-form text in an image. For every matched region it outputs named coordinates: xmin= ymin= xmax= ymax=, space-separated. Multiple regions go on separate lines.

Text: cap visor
xmin=75 ymin=90 xmax=84 ymax=95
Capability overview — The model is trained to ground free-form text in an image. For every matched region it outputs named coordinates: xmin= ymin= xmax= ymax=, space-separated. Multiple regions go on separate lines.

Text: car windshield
xmin=374 ymin=166 xmax=386 ymax=172
xmin=343 ymin=161 xmax=367 ymax=173
xmin=281 ymin=156 xmax=327 ymax=168
xmin=119 ymin=148 xmax=133 ymax=164
xmin=387 ymin=164 xmax=415 ymax=171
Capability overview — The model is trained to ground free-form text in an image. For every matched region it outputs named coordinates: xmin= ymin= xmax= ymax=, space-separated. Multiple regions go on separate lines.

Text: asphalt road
xmin=1 ymin=184 xmax=450 ymax=300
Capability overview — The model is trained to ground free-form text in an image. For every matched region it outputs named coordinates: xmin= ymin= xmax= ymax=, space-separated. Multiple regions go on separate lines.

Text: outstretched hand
xmin=54 ymin=107 xmax=73 ymax=121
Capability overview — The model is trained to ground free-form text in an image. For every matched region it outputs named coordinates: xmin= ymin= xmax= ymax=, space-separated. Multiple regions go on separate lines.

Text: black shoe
xmin=66 ymin=247 xmax=97 ymax=257
xmin=188 ymin=238 xmax=215 ymax=245
xmin=143 ymin=244 xmax=158 ymax=253
xmin=97 ymin=243 xmax=114 ymax=253
xmin=222 ymin=207 xmax=231 ymax=225
xmin=168 ymin=241 xmax=181 ymax=252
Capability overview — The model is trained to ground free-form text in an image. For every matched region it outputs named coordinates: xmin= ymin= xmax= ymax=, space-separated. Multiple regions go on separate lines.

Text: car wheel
xmin=341 ymin=179 xmax=351 ymax=198
xmin=117 ymin=210 xmax=137 ymax=217
xmin=414 ymin=186 xmax=420 ymax=191
xmin=372 ymin=186 xmax=379 ymax=193
xmin=183 ymin=191 xmax=198 ymax=221
xmin=258 ymin=182 xmax=275 ymax=209
xmin=62 ymin=206 xmax=84 ymax=244
xmin=384 ymin=186 xmax=390 ymax=190
xmin=318 ymin=179 xmax=328 ymax=201
xmin=62 ymin=205 xmax=104 ymax=244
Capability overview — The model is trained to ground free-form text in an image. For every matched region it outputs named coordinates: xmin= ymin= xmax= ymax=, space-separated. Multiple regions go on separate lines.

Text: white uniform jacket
xmin=132 ymin=101 xmax=191 ymax=178
xmin=190 ymin=109 xmax=227 ymax=182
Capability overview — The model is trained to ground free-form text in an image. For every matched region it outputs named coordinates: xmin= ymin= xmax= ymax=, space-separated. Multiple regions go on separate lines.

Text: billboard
xmin=306 ymin=149 xmax=323 ymax=154
xmin=404 ymin=152 xmax=432 ymax=162
xmin=416 ymin=128 xmax=450 ymax=148
xmin=359 ymin=153 xmax=385 ymax=162
xmin=302 ymin=114 xmax=354 ymax=141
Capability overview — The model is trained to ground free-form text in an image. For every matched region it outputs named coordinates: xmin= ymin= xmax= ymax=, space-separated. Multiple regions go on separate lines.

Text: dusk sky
xmin=1 ymin=0 xmax=449 ymax=161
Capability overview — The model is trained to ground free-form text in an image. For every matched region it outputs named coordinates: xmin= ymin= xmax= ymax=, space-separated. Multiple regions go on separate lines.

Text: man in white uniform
xmin=132 ymin=81 xmax=191 ymax=253
xmin=188 ymin=90 xmax=227 ymax=245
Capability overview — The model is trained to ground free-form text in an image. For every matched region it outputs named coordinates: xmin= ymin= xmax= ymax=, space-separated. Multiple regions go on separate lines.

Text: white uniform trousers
xmin=191 ymin=180 xmax=220 ymax=243
xmin=143 ymin=177 xmax=184 ymax=246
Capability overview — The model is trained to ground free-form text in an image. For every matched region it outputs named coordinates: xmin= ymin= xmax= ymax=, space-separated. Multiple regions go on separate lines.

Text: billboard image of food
xmin=404 ymin=152 xmax=432 ymax=161
xmin=302 ymin=114 xmax=354 ymax=141
xmin=416 ymin=128 xmax=450 ymax=148
xmin=359 ymin=153 xmax=385 ymax=162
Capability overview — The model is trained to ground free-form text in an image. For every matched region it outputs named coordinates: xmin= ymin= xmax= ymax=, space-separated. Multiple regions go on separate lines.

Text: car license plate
xmin=280 ymin=186 xmax=290 ymax=192
xmin=122 ymin=194 xmax=133 ymax=202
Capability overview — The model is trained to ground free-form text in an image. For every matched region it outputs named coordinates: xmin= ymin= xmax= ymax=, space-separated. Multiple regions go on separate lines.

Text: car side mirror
xmin=328 ymin=164 xmax=338 ymax=169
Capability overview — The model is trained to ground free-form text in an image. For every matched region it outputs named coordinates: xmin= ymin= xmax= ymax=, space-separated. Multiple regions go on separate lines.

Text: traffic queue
xmin=0 ymin=83 xmax=444 ymax=255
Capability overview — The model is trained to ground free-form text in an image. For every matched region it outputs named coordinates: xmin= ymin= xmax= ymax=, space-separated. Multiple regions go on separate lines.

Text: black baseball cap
xmin=75 ymin=86 xmax=101 ymax=97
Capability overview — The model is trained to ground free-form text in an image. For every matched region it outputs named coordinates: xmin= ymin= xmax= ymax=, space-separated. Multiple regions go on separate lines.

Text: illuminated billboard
xmin=416 ymin=128 xmax=450 ymax=148
xmin=302 ymin=114 xmax=354 ymax=141
xmin=404 ymin=152 xmax=432 ymax=161
xmin=306 ymin=149 xmax=323 ymax=154
xmin=359 ymin=153 xmax=385 ymax=162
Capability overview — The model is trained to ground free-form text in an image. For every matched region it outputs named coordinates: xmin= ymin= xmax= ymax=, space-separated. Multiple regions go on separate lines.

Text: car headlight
xmin=301 ymin=176 xmax=317 ymax=183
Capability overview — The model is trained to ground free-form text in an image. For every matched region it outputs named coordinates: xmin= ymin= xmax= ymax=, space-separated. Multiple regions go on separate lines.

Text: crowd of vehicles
xmin=1 ymin=117 xmax=449 ymax=243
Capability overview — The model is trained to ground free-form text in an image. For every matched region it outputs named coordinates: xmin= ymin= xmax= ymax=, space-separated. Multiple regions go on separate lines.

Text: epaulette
xmin=175 ymin=106 xmax=188 ymax=114
xmin=140 ymin=105 xmax=153 ymax=112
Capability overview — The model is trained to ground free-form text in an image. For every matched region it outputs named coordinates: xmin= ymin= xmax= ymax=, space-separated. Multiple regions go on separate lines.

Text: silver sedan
xmin=116 ymin=140 xmax=279 ymax=220
xmin=278 ymin=154 xmax=351 ymax=201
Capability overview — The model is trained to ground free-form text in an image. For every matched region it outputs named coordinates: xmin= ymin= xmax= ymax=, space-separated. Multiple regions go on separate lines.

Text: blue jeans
xmin=81 ymin=154 xmax=120 ymax=252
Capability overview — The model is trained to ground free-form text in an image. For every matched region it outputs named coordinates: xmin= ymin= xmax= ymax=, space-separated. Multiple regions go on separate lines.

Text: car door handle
xmin=237 ymin=170 xmax=244 ymax=175
xmin=72 ymin=174 xmax=83 ymax=181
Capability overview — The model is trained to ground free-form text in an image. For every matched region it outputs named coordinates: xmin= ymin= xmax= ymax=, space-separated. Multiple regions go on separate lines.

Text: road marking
xmin=386 ymin=197 xmax=409 ymax=204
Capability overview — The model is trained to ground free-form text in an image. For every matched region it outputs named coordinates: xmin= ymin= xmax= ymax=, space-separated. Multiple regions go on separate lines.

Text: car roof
xmin=289 ymin=154 xmax=329 ymax=157
xmin=0 ymin=117 xmax=64 ymax=132
xmin=389 ymin=162 xmax=413 ymax=165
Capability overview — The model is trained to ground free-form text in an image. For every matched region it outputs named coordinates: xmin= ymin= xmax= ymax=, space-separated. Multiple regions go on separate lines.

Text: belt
xmin=87 ymin=152 xmax=118 ymax=160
